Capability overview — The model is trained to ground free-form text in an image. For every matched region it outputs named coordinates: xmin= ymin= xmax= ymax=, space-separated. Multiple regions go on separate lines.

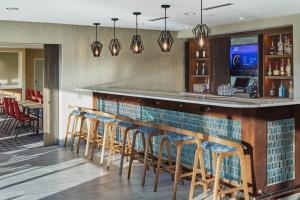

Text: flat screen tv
xmin=230 ymin=44 xmax=258 ymax=76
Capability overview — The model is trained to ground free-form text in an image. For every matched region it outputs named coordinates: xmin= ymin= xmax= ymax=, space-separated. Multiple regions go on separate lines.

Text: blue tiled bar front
xmin=91 ymin=91 xmax=300 ymax=197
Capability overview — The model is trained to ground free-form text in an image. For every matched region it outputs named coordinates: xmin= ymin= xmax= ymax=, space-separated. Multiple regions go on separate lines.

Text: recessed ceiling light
xmin=6 ymin=7 xmax=19 ymax=11
xmin=185 ymin=12 xmax=196 ymax=16
xmin=239 ymin=17 xmax=245 ymax=20
xmin=184 ymin=25 xmax=189 ymax=29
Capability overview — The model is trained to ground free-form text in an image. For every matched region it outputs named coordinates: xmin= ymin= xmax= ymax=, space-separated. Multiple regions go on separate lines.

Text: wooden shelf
xmin=191 ymin=75 xmax=209 ymax=78
xmin=264 ymin=76 xmax=293 ymax=80
xmin=194 ymin=57 xmax=210 ymax=61
xmin=264 ymin=54 xmax=293 ymax=59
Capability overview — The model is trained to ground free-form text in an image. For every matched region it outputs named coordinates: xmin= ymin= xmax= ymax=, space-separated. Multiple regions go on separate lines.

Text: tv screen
xmin=230 ymin=44 xmax=258 ymax=76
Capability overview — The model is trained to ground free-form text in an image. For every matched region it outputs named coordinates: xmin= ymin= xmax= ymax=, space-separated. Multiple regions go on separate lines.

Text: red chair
xmin=26 ymin=89 xmax=31 ymax=100
xmin=0 ymin=97 xmax=12 ymax=130
xmin=0 ymin=97 xmax=3 ymax=114
xmin=36 ymin=91 xmax=43 ymax=104
xmin=1 ymin=98 xmax=17 ymax=135
xmin=31 ymin=90 xmax=36 ymax=101
xmin=12 ymin=101 xmax=36 ymax=137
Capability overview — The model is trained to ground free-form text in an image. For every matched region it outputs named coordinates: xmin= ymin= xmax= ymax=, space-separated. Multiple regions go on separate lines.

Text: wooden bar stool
xmin=154 ymin=132 xmax=207 ymax=200
xmin=189 ymin=141 xmax=249 ymax=200
xmin=127 ymin=126 xmax=164 ymax=187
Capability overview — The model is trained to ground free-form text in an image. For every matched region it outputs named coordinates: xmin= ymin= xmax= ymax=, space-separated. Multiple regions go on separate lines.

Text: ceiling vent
xmin=203 ymin=3 xmax=233 ymax=11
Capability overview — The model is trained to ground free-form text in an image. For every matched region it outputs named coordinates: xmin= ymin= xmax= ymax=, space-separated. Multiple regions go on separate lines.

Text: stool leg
xmin=154 ymin=137 xmax=166 ymax=192
xmin=149 ymin=136 xmax=156 ymax=173
xmin=70 ymin=115 xmax=79 ymax=151
xmin=238 ymin=151 xmax=250 ymax=200
xmin=141 ymin=134 xmax=149 ymax=171
xmin=198 ymin=147 xmax=208 ymax=195
xmin=90 ymin=123 xmax=98 ymax=161
xmin=107 ymin=124 xmax=117 ymax=170
xmin=165 ymin=139 xmax=173 ymax=181
xmin=100 ymin=123 xmax=110 ymax=166
xmin=213 ymin=154 xmax=223 ymax=200
xmin=64 ymin=114 xmax=73 ymax=147
xmin=142 ymin=134 xmax=151 ymax=187
xmin=189 ymin=147 xmax=200 ymax=200
xmin=119 ymin=127 xmax=130 ymax=176
xmin=84 ymin=119 xmax=93 ymax=158
xmin=76 ymin=117 xmax=85 ymax=154
xmin=128 ymin=131 xmax=139 ymax=179
xmin=172 ymin=142 xmax=183 ymax=200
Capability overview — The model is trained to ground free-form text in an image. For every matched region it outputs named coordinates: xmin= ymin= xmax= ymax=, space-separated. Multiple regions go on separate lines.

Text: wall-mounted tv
xmin=230 ymin=44 xmax=258 ymax=76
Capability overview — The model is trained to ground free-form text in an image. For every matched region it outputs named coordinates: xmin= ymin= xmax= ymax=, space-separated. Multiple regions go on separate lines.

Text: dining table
xmin=18 ymin=100 xmax=43 ymax=134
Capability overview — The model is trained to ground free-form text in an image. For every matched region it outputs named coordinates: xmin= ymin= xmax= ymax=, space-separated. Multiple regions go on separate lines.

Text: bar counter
xmin=79 ymin=86 xmax=300 ymax=197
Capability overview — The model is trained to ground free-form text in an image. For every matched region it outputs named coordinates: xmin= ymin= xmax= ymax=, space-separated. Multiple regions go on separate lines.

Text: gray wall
xmin=0 ymin=52 xmax=19 ymax=85
xmin=0 ymin=20 xmax=185 ymax=142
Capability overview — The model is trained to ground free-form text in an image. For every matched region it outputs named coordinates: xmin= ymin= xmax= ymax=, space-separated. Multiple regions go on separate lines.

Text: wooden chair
xmin=127 ymin=126 xmax=164 ymax=187
xmin=154 ymin=132 xmax=208 ymax=200
xmin=189 ymin=140 xmax=249 ymax=200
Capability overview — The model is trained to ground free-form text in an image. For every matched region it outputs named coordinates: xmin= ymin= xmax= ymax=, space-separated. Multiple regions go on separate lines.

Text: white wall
xmin=179 ymin=13 xmax=300 ymax=98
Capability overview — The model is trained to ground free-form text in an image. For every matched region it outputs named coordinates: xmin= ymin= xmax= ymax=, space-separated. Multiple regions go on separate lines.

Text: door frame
xmin=33 ymin=58 xmax=45 ymax=91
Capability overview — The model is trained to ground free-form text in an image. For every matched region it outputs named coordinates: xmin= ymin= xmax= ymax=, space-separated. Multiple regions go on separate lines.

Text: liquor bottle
xmin=269 ymin=40 xmax=276 ymax=55
xmin=277 ymin=34 xmax=284 ymax=55
xmin=286 ymin=58 xmax=292 ymax=76
xmin=195 ymin=62 xmax=199 ymax=75
xmin=280 ymin=59 xmax=285 ymax=76
xmin=278 ymin=82 xmax=286 ymax=98
xmin=273 ymin=62 xmax=280 ymax=76
xmin=284 ymin=36 xmax=289 ymax=54
xmin=201 ymin=49 xmax=206 ymax=58
xmin=195 ymin=50 xmax=200 ymax=58
xmin=201 ymin=63 xmax=206 ymax=75
xmin=287 ymin=38 xmax=293 ymax=55
xmin=289 ymin=80 xmax=294 ymax=98
xmin=269 ymin=83 xmax=276 ymax=97
xmin=267 ymin=64 xmax=272 ymax=76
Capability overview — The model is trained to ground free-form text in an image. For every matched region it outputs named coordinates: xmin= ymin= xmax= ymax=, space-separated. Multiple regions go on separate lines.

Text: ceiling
xmin=0 ymin=0 xmax=300 ymax=31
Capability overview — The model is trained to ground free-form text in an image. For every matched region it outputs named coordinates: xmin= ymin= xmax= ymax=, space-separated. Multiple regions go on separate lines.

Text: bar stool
xmin=63 ymin=110 xmax=86 ymax=150
xmin=154 ymin=132 xmax=207 ymax=200
xmin=189 ymin=141 xmax=249 ymax=200
xmin=127 ymin=126 xmax=164 ymax=187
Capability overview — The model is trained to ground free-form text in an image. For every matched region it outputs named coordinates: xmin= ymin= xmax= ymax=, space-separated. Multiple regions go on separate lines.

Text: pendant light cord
xmin=164 ymin=7 xmax=167 ymax=32
xmin=135 ymin=14 xmax=138 ymax=35
xmin=95 ymin=24 xmax=98 ymax=41
xmin=201 ymin=0 xmax=203 ymax=24
xmin=113 ymin=20 xmax=116 ymax=39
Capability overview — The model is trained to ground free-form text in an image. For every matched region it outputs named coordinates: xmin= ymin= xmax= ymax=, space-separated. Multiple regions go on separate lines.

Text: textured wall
xmin=25 ymin=49 xmax=44 ymax=90
xmin=0 ymin=52 xmax=18 ymax=85
xmin=0 ymin=20 xmax=185 ymax=141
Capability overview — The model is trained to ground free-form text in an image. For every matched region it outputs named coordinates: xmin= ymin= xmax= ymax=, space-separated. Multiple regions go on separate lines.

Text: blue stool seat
xmin=117 ymin=121 xmax=134 ymax=128
xmin=166 ymin=132 xmax=194 ymax=140
xmin=138 ymin=126 xmax=160 ymax=134
xmin=84 ymin=113 xmax=98 ymax=119
xmin=97 ymin=116 xmax=117 ymax=123
xmin=202 ymin=141 xmax=236 ymax=153
xmin=71 ymin=110 xmax=85 ymax=116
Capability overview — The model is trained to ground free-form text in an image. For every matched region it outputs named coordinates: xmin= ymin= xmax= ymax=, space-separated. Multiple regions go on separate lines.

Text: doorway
xmin=34 ymin=59 xmax=44 ymax=92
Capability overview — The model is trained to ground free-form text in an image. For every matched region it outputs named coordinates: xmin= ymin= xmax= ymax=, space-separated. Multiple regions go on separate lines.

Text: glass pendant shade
xmin=192 ymin=0 xmax=211 ymax=49
xmin=158 ymin=5 xmax=173 ymax=52
xmin=91 ymin=23 xmax=103 ymax=57
xmin=108 ymin=18 xmax=121 ymax=56
xmin=130 ymin=12 xmax=144 ymax=54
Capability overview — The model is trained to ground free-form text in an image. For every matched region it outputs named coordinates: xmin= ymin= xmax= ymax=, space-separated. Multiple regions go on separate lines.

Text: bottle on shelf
xmin=278 ymin=82 xmax=286 ymax=98
xmin=284 ymin=36 xmax=289 ymax=54
xmin=195 ymin=50 xmax=200 ymax=58
xmin=267 ymin=64 xmax=272 ymax=76
xmin=201 ymin=49 xmax=206 ymax=58
xmin=277 ymin=34 xmax=284 ymax=55
xmin=201 ymin=62 xmax=206 ymax=75
xmin=269 ymin=83 xmax=276 ymax=97
xmin=195 ymin=62 xmax=199 ymax=75
xmin=280 ymin=59 xmax=285 ymax=76
xmin=269 ymin=40 xmax=276 ymax=55
xmin=287 ymin=38 xmax=293 ymax=55
xmin=286 ymin=58 xmax=292 ymax=76
xmin=273 ymin=62 xmax=280 ymax=76
xmin=289 ymin=80 xmax=294 ymax=98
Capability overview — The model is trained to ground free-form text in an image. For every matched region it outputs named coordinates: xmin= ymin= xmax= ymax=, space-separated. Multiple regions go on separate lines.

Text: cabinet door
xmin=210 ymin=37 xmax=230 ymax=94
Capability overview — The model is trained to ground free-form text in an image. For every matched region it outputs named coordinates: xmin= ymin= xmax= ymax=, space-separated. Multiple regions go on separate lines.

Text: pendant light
xmin=130 ymin=12 xmax=144 ymax=54
xmin=158 ymin=5 xmax=174 ymax=52
xmin=192 ymin=0 xmax=211 ymax=49
xmin=91 ymin=23 xmax=103 ymax=57
xmin=108 ymin=18 xmax=121 ymax=56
